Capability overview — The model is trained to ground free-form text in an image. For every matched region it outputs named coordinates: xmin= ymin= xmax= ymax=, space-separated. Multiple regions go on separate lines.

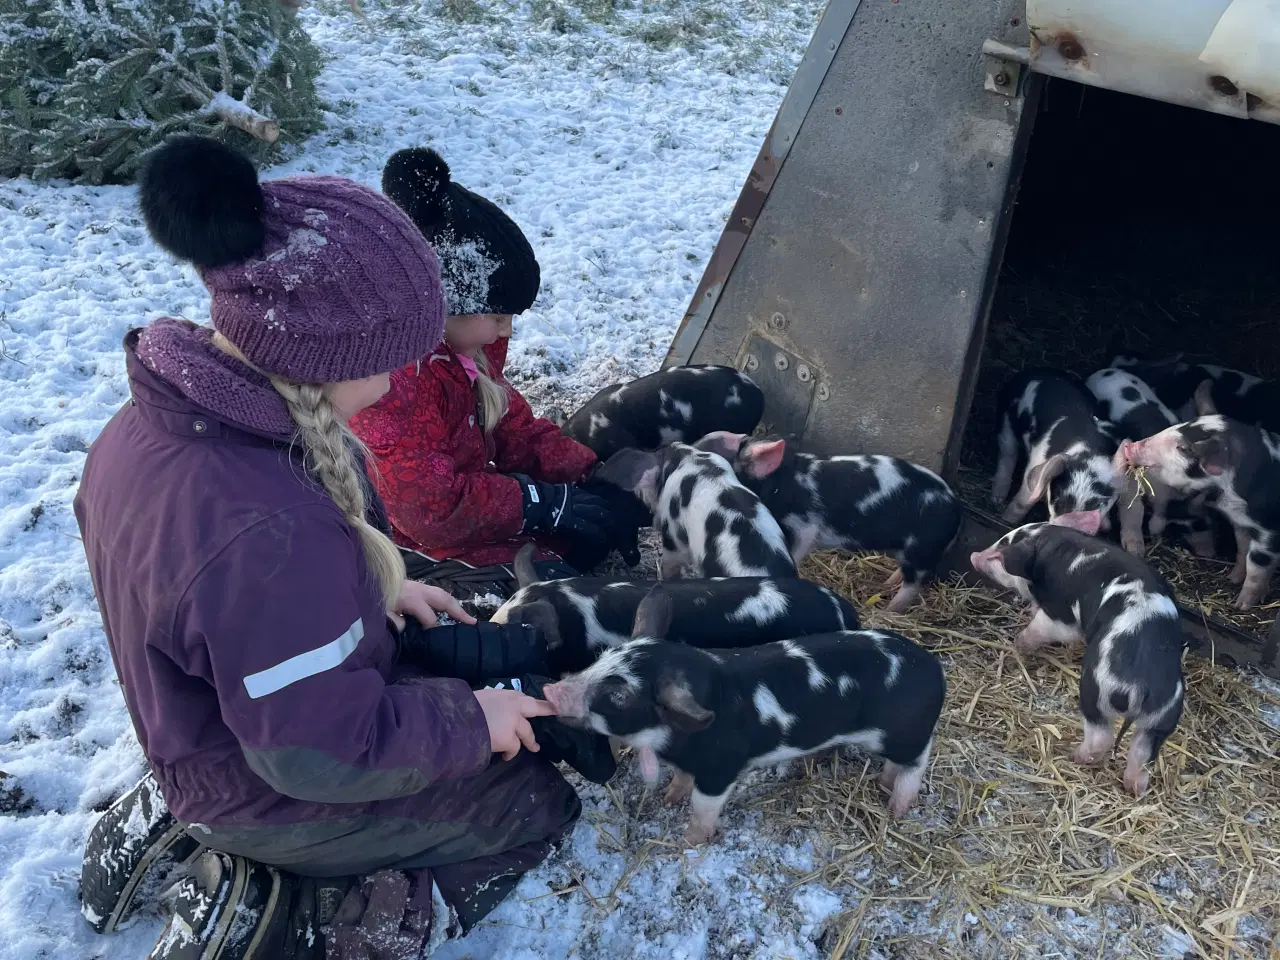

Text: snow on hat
xmin=381 ymin=148 xmax=541 ymax=316
xmin=136 ymin=135 xmax=445 ymax=384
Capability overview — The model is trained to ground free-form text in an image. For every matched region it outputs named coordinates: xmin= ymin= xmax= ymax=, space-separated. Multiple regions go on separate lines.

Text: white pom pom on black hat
xmin=137 ymin=135 xmax=266 ymax=269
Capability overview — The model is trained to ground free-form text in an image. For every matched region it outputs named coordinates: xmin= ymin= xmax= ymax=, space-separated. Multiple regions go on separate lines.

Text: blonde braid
xmin=212 ymin=333 xmax=405 ymax=612
xmin=471 ymin=349 xmax=510 ymax=434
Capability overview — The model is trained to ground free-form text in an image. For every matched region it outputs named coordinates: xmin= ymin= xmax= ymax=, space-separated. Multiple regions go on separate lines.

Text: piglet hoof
xmin=887 ymin=788 xmax=919 ymax=820
xmin=1013 ymin=630 xmax=1042 ymax=657
xmin=664 ymin=772 xmax=694 ymax=805
xmin=1121 ymin=535 xmax=1145 ymax=557
xmin=1123 ymin=767 xmax=1150 ymax=798
xmin=1233 ymin=589 xmax=1261 ymax=611
xmin=682 ymin=822 xmax=719 ymax=848
xmin=1071 ymin=744 xmax=1106 ymax=767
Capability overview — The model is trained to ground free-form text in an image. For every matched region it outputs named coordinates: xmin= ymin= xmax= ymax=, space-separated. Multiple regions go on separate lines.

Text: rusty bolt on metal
xmin=744 ymin=354 xmax=760 ymax=372
xmin=994 ymin=71 xmax=1009 ymax=87
xmin=796 ymin=364 xmax=812 ymax=383
xmin=769 ymin=312 xmax=786 ymax=330
xmin=774 ymin=353 xmax=789 ymax=372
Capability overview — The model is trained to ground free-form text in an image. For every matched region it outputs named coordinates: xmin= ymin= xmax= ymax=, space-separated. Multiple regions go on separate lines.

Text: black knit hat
xmin=381 ymin=148 xmax=540 ymax=316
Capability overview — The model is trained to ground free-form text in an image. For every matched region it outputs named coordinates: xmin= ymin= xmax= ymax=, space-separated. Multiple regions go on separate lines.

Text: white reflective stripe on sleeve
xmin=242 ymin=618 xmax=365 ymax=700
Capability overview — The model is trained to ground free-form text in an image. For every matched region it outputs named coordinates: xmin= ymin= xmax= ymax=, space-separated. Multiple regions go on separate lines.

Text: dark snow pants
xmin=194 ymin=748 xmax=580 ymax=931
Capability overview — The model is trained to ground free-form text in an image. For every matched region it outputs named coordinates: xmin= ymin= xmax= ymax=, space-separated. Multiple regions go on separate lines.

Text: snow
xmin=0 ymin=0 xmax=829 ymax=957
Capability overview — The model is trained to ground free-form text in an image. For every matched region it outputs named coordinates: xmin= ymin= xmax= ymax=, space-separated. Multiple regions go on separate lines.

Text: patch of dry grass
xmin=758 ymin=550 xmax=1280 ymax=958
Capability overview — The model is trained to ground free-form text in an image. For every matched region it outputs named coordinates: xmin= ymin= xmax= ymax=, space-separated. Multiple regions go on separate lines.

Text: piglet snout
xmin=541 ymin=681 xmax=579 ymax=718
xmin=969 ymin=548 xmax=999 ymax=576
xmin=1115 ymin=439 xmax=1142 ymax=471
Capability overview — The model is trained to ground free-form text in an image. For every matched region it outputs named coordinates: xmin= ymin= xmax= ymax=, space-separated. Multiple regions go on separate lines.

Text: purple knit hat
xmin=136 ymin=135 xmax=445 ymax=383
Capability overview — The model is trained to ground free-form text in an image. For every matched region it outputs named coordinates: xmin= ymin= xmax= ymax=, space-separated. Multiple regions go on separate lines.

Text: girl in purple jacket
xmin=73 ymin=137 xmax=608 ymax=959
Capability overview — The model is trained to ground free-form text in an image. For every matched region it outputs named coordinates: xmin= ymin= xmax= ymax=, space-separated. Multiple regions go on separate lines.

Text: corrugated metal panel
xmin=1025 ymin=0 xmax=1280 ymax=124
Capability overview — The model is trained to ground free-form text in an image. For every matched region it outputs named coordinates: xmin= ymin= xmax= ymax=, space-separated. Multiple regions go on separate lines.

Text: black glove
xmin=477 ymin=675 xmax=618 ymax=785
xmin=397 ymin=620 xmax=549 ymax=686
xmin=512 ymin=475 xmax=612 ymax=550
xmin=578 ymin=474 xmax=651 ymax=568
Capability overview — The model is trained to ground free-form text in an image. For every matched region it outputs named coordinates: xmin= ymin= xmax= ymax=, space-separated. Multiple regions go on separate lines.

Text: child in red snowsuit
xmin=352 ymin=149 xmax=639 ymax=606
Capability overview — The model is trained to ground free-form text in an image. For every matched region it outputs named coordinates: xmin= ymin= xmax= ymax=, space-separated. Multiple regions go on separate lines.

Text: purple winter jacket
xmin=74 ymin=320 xmax=492 ymax=827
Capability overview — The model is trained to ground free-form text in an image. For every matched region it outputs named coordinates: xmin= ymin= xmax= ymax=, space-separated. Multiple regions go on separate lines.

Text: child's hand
xmin=473 ymin=688 xmax=557 ymax=760
xmin=394 ymin=580 xmax=477 ymax=629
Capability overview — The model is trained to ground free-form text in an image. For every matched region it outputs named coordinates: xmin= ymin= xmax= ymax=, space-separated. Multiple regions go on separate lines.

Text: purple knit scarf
xmin=134 ymin=318 xmax=297 ymax=439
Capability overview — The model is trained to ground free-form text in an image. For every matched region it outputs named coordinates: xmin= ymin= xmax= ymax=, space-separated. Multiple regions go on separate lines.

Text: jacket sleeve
xmin=490 ymin=367 xmax=598 ymax=483
xmin=174 ymin=504 xmax=493 ymax=804
xmin=354 ymin=366 xmax=526 ymax=552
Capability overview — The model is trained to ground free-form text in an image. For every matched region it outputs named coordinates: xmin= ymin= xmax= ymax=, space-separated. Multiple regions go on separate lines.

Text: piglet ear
xmin=1025 ymin=453 xmax=1066 ymax=504
xmin=1051 ymin=510 xmax=1102 ymax=537
xmin=632 ymin=586 xmax=675 ymax=641
xmin=745 ymin=439 xmax=786 ymax=478
xmin=515 ymin=599 xmax=563 ymax=650
xmin=999 ymin=540 xmax=1037 ymax=581
xmin=656 ymin=678 xmax=715 ymax=733
xmin=693 ymin=430 xmax=746 ymax=460
xmin=1193 ymin=380 xmax=1218 ymax=417
xmin=595 ymin=448 xmax=661 ymax=495
xmin=1190 ymin=436 xmax=1231 ymax=476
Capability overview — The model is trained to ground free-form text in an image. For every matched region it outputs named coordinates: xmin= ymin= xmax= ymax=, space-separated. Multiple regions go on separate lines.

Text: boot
xmin=79 ymin=771 xmax=201 ymax=934
xmin=479 ymin=676 xmax=618 ymax=784
xmin=148 ymin=850 xmax=308 ymax=958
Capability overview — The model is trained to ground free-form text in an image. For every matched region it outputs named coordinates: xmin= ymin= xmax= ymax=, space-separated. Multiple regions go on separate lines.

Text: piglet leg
xmin=1015 ymin=608 xmax=1081 ymax=656
xmin=886 ymin=580 xmax=923 ymax=613
xmin=636 ymin=746 xmax=661 ymax=787
xmin=1116 ymin=474 xmax=1146 ymax=556
xmin=990 ymin=418 xmax=1018 ymax=507
xmin=683 ymin=787 xmax=730 ymax=847
xmin=1236 ymin=543 xmax=1276 ymax=610
xmin=1122 ymin=731 xmax=1153 ymax=797
xmin=882 ymin=740 xmax=932 ymax=818
xmin=664 ymin=771 xmax=694 ymax=805
xmin=1146 ymin=480 xmax=1173 ymax=538
xmin=1071 ymin=720 xmax=1115 ymax=766
xmin=658 ymin=549 xmax=685 ymax=581
xmin=1230 ymin=526 xmax=1251 ymax=585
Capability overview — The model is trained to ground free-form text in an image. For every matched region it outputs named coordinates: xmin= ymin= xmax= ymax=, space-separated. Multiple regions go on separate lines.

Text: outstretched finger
xmin=434 ymin=591 xmax=477 ymax=625
xmin=520 ymin=696 xmax=559 ymax=719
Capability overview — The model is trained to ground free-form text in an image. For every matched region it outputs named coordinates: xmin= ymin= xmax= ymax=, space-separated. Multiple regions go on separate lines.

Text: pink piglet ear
xmin=746 ymin=439 xmax=786 ymax=478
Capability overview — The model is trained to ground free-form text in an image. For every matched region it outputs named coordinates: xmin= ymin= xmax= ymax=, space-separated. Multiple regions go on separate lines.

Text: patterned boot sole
xmin=79 ymin=771 xmax=201 ymax=933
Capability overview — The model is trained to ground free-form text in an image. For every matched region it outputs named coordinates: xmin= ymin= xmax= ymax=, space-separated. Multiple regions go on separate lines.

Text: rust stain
xmin=1209 ymin=74 xmax=1240 ymax=97
xmin=1057 ymin=35 xmax=1085 ymax=62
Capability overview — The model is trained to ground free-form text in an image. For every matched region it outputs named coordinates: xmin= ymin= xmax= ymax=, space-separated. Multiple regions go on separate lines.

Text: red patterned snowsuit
xmin=350 ymin=338 xmax=598 ymax=567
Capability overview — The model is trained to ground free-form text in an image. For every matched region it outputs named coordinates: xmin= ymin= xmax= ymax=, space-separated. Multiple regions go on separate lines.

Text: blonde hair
xmin=471 ymin=349 xmax=510 ymax=434
xmin=211 ymin=332 xmax=405 ymax=613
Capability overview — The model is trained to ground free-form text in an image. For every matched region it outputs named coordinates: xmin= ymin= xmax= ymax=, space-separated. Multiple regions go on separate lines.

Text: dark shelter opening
xmin=957 ymin=76 xmax=1280 ymax=638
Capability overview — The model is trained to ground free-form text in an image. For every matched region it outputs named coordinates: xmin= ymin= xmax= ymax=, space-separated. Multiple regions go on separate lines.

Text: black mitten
xmin=511 ymin=475 xmax=613 ymax=553
xmin=398 ymin=621 xmax=549 ymax=685
xmin=477 ymin=676 xmax=618 ymax=785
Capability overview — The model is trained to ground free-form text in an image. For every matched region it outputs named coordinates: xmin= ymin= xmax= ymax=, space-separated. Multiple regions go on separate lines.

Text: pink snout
xmin=1115 ymin=439 xmax=1145 ymax=471
xmin=969 ymin=548 xmax=1002 ymax=576
xmin=540 ymin=681 xmax=582 ymax=719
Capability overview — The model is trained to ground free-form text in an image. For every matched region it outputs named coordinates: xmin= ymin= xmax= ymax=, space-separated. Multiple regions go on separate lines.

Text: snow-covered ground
xmin=0 ymin=1 xmax=830 ymax=957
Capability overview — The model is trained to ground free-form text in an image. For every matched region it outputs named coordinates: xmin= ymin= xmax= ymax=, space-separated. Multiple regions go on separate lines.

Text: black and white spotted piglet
xmin=694 ymin=432 xmax=962 ymax=612
xmin=542 ymin=589 xmax=946 ymax=845
xmin=1117 ymin=415 xmax=1280 ymax=609
xmin=1114 ymin=354 xmax=1280 ymax=432
xmin=970 ymin=523 xmax=1184 ymax=797
xmin=490 ymin=545 xmax=859 ymax=675
xmin=1086 ymin=367 xmax=1188 ymax=556
xmin=563 ymin=365 xmax=764 ymax=461
xmin=993 ymin=369 xmax=1118 ymax=535
xmin=594 ymin=442 xmax=797 ymax=579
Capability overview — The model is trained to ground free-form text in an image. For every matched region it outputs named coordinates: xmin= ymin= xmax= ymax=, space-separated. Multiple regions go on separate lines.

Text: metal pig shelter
xmin=665 ymin=0 xmax=1280 ymax=676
